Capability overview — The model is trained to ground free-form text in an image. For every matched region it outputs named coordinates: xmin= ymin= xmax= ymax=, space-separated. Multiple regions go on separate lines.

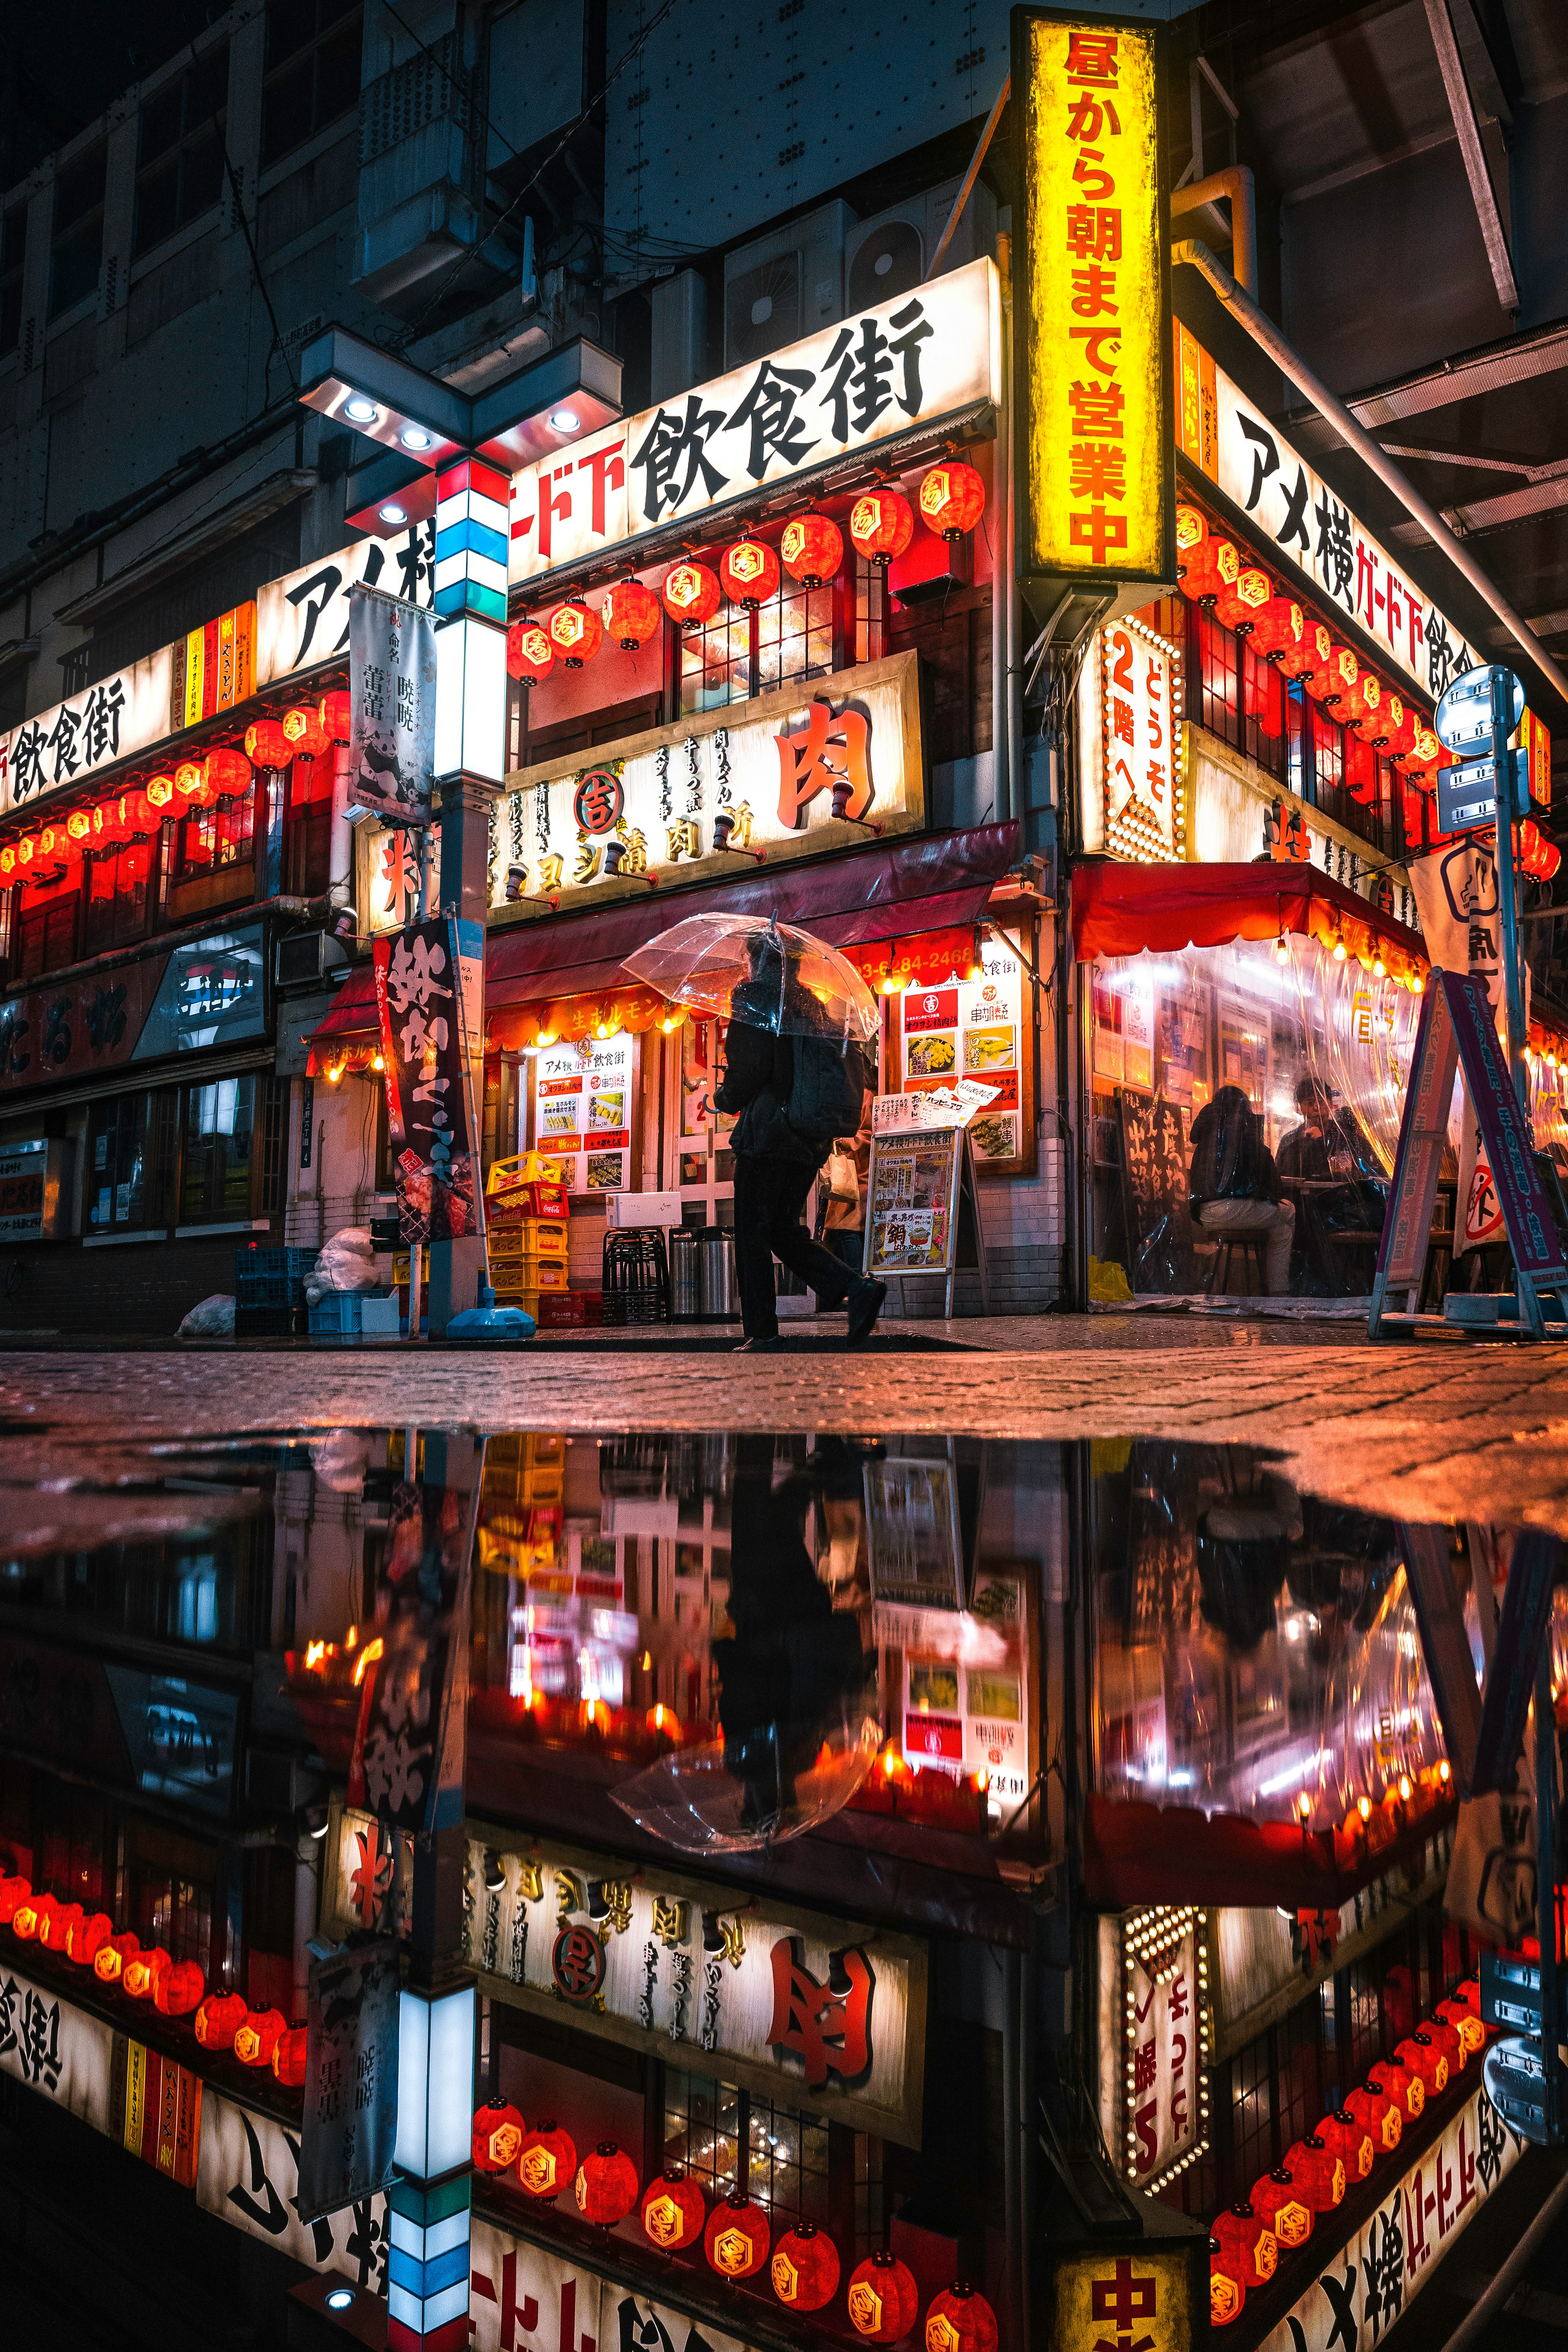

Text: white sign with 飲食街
xmin=195 ymin=2087 xmax=390 ymax=2286
xmin=0 ymin=650 xmax=174 ymax=818
xmin=509 ymin=259 xmax=1000 ymax=583
xmin=1101 ymin=618 xmax=1178 ymax=860
xmin=255 ymin=524 xmax=436 ymax=689
xmin=0 ymin=1966 xmax=115 ymax=2132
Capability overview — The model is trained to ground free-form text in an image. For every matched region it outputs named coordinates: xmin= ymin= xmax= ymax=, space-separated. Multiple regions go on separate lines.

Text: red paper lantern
xmin=34 ymin=822 xmax=69 ymax=875
xmin=1315 ymin=2108 xmax=1375 ymax=2187
xmin=39 ymin=1898 xmax=79 ymax=1953
xmin=205 ymin=748 xmax=253 ymax=806
xmin=576 ymin=2141 xmax=639 ymax=2225
xmin=1178 ymin=536 xmax=1238 ymax=603
xmin=123 ymin=1946 xmax=170 ymax=2002
xmin=143 ymin=773 xmax=178 ymax=813
xmin=1211 ymin=2204 xmax=1277 ymax=2292
xmin=848 ymin=490 xmax=913 ymax=567
xmin=66 ymin=807 xmax=93 ymax=846
xmin=1210 ymin=2236 xmax=1246 ymax=2330
xmin=601 ymin=580 xmax=664 ymax=650
xmin=704 ymin=2192 xmax=771 ymax=2280
xmin=1520 ymin=819 xmax=1562 ymax=881
xmin=121 ymin=840 xmax=155 ymax=886
xmin=0 ymin=1874 xmax=29 ymax=1924
xmin=1341 ymin=670 xmax=1384 ymax=736
xmin=319 ymin=689 xmax=352 ymax=741
xmin=244 ymin=718 xmax=294 ymax=768
xmin=234 ymin=2007 xmax=287 ymax=2067
xmin=94 ymin=1931 xmax=140 ymax=1987
xmin=918 ymin=461 xmax=985 ymax=542
xmin=771 ymin=2222 xmax=841 ymax=2312
xmin=1454 ymin=1976 xmax=1482 ymax=2017
xmin=283 ymin=705 xmax=329 ymax=758
xmin=472 ymin=2098 xmax=527 ymax=2174
xmin=507 ymin=622 xmax=555 ymax=686
xmin=1423 ymin=2012 xmax=1466 ymax=2074
xmin=156 ymin=1958 xmax=206 ymax=2018
xmin=1175 ymin=503 xmax=1207 ymax=551
xmin=1436 ymin=1995 xmax=1486 ymax=2061
xmin=1377 ymin=2058 xmax=1425 ymax=2124
xmin=924 ymin=2282 xmax=997 ymax=2352
xmin=1378 ymin=692 xmax=1418 ymax=761
xmin=662 ymin=559 xmax=722 ymax=627
xmin=1304 ymin=642 xmax=1359 ymax=708
xmin=1395 ymin=2031 xmax=1449 ymax=2098
xmin=273 ymin=2026 xmax=309 ymax=2088
xmin=548 ymin=600 xmax=604 ymax=666
xmin=194 ymin=1991 xmax=250 ymax=2051
xmin=847 ymin=2252 xmax=920 ymax=2342
xmin=1285 ymin=2134 xmax=1345 ymax=2213
xmin=0 ymin=845 xmax=16 ymax=885
xmin=641 ymin=2168 xmax=706 ymax=2251
xmin=1250 ymin=2167 xmax=1314 ymax=2251
xmin=1213 ymin=566 xmax=1272 ymax=634
xmin=720 ymin=538 xmax=782 ymax=606
xmin=13 ymin=1893 xmax=50 ymax=1942
xmin=780 ymin=512 xmax=845 ymax=586
xmin=66 ymin=1909 xmax=112 ymax=1967
xmin=1345 ymin=2075 xmax=1403 ymax=2157
xmin=1247 ymin=598 xmax=1306 ymax=669
xmin=121 ymin=791 xmax=158 ymax=840
xmin=13 ymin=834 xmax=36 ymax=875
xmin=516 ymin=2119 xmax=576 ymax=2200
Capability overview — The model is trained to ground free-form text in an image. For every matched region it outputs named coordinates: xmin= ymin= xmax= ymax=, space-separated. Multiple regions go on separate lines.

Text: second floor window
xmin=177 ymin=783 xmax=256 ymax=880
xmin=51 ymin=145 xmax=105 ymax=320
xmin=135 ymin=48 xmax=229 ymax=258
xmin=262 ymin=0 xmax=363 ymax=169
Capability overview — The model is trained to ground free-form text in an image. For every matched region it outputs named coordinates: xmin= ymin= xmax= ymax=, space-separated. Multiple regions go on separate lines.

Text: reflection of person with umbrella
xmin=626 ymin=914 xmax=889 ymax=1350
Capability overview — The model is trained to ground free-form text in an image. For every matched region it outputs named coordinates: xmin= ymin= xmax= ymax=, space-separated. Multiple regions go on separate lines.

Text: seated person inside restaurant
xmin=1276 ymin=1075 xmax=1388 ymax=1290
xmin=1187 ymin=1084 xmax=1295 ymax=1294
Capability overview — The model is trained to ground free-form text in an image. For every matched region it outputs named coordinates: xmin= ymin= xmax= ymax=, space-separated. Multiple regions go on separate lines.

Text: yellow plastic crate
xmin=489 ymin=1220 xmax=565 ymax=1262
xmin=492 ymin=1256 xmax=569 ymax=1294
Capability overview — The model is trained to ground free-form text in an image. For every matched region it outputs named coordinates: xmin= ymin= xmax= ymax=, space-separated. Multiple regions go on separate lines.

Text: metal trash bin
xmin=669 ymin=1226 xmax=701 ymax=1322
xmin=699 ymin=1225 xmax=739 ymax=1322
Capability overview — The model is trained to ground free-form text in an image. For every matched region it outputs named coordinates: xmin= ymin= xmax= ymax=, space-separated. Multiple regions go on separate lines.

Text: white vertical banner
xmin=347 ymin=588 xmax=438 ymax=826
xmin=1408 ymin=842 xmax=1510 ymax=1251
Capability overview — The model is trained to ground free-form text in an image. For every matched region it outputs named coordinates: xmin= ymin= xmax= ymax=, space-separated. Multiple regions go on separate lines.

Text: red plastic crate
xmin=536 ymin=1292 xmax=586 ymax=1328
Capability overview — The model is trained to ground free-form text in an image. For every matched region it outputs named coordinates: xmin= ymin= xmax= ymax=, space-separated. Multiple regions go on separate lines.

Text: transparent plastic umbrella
xmin=609 ymin=1704 xmax=883 ymax=1855
xmin=622 ymin=912 xmax=879 ymax=1043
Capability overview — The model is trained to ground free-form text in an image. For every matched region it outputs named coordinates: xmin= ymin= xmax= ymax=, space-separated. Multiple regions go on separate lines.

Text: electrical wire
xmin=187 ymin=37 xmax=296 ymax=401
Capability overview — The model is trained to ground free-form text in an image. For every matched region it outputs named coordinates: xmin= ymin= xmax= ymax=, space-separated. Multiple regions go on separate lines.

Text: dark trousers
xmin=733 ymin=1154 xmax=858 ymax=1337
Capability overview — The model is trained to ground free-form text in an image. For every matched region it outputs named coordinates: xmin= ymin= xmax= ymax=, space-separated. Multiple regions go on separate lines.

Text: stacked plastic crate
xmin=234 ymin=1245 xmax=318 ymax=1337
xmin=486 ymin=1154 xmax=574 ymax=1325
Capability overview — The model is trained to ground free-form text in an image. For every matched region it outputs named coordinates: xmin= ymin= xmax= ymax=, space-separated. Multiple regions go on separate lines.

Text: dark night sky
xmin=0 ymin=2 xmax=222 ymax=188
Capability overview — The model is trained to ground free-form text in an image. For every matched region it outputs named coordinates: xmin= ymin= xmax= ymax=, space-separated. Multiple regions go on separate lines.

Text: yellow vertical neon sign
xmin=1018 ymin=13 xmax=1173 ymax=587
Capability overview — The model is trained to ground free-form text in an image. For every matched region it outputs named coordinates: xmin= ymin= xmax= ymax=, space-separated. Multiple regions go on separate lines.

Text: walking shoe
xmin=846 ymin=1280 xmax=887 ymax=1342
xmin=734 ymin=1335 xmax=782 ymax=1351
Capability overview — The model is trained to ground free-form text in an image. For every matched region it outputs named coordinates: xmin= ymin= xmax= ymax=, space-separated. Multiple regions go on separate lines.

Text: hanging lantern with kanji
xmin=175 ymin=758 xmax=216 ymax=809
xmin=273 ymin=2027 xmax=309 ymax=2089
xmin=245 ymin=718 xmax=295 ymax=768
xmin=1213 ymin=566 xmax=1273 ymax=634
xmin=918 ymin=461 xmax=985 ymax=542
xmin=1434 ymin=1995 xmax=1486 ymax=2061
xmin=318 ymin=689 xmax=352 ymax=741
xmin=94 ymin=1930 xmax=140 ymax=1987
xmin=780 ymin=513 xmax=845 ymax=586
xmin=720 ymin=538 xmax=782 ymax=607
xmin=846 ymin=2253 xmax=920 ymax=2342
xmin=516 ymin=2120 xmax=577 ymax=2200
xmin=1177 ymin=536 xmax=1238 ymax=604
xmin=13 ymin=835 xmax=36 ymax=876
xmin=1315 ymin=2108 xmax=1375 ymax=2187
xmin=924 ymin=2282 xmax=998 ymax=2352
xmin=1210 ymin=2236 xmax=1246 ymax=2330
xmin=598 ymin=580 xmax=662 ymax=652
xmin=143 ymin=773 xmax=177 ymax=813
xmin=1376 ymin=2058 xmax=1425 ymax=2123
xmin=770 ymin=2223 xmax=841 ymax=2312
xmin=1340 ymin=669 xmax=1384 ymax=737
xmin=38 ymin=1898 xmax=79 ymax=1952
xmin=1422 ymin=2012 xmax=1466 ymax=2075
xmin=662 ymin=559 xmax=722 ymax=627
xmin=641 ymin=2169 xmax=706 ymax=2250
xmin=548 ymin=600 xmax=605 ymax=667
xmin=195 ymin=1991 xmax=250 ymax=2051
xmin=1284 ymin=2135 xmax=1345 ymax=2213
xmin=704 ymin=2192 xmax=771 ymax=2279
xmin=11 ymin=1890 xmax=47 ymax=1939
xmin=1345 ymin=2074 xmax=1403 ymax=2156
xmin=1394 ymin=2032 xmax=1448 ymax=2098
xmin=1520 ymin=818 xmax=1563 ymax=881
xmin=1303 ymin=642 xmax=1359 ymax=708
xmin=123 ymin=1946 xmax=171 ymax=2002
xmin=1175 ymin=503 xmax=1207 ymax=551
xmin=1249 ymin=2166 xmax=1314 ymax=2250
xmin=234 ymin=2007 xmax=287 ymax=2067
xmin=1211 ymin=2203 xmax=1277 ymax=2292
xmin=1247 ymin=598 xmax=1307 ymax=670
xmin=154 ymin=1958 xmax=206 ymax=2018
xmin=507 ymin=622 xmax=555 ymax=686
xmin=472 ymin=2098 xmax=527 ymax=2174
xmin=205 ymin=748 xmax=253 ymax=807
xmin=66 ymin=807 xmax=93 ymax=847
xmin=848 ymin=488 xmax=914 ymax=567
xmin=65 ymin=1909 xmax=112 ymax=1967
xmin=576 ymin=2142 xmax=639 ymax=2226
xmin=284 ymin=705 xmax=329 ymax=758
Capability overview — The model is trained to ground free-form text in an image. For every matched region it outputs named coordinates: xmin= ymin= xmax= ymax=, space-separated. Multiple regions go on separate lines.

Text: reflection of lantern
xmin=1178 ymin=536 xmax=1238 ymax=603
xmin=1212 ymin=2204 xmax=1276 ymax=2291
xmin=506 ymin=623 xmax=555 ymax=686
xmin=205 ymin=747 xmax=253 ymax=807
xmin=195 ymin=1991 xmax=250 ymax=2051
xmin=720 ymin=538 xmax=781 ymax=607
xmin=318 ymin=689 xmax=352 ymax=741
xmin=472 ymin=2098 xmax=527 ymax=2174
xmin=600 ymin=581 xmax=663 ymax=650
xmin=94 ymin=1931 xmax=140 ymax=1987
xmin=1250 ymin=2167 xmax=1314 ymax=2250
xmin=662 ymin=560 xmax=722 ymax=627
xmin=156 ymin=1958 xmax=206 ymax=2017
xmin=234 ymin=2007 xmax=287 ymax=2067
xmin=918 ymin=462 xmax=985 ymax=541
xmin=123 ymin=1946 xmax=171 ymax=2002
xmin=284 ymin=706 xmax=328 ymax=758
xmin=66 ymin=1909 xmax=112 ymax=1967
xmin=1247 ymin=599 xmax=1307 ymax=670
xmin=1377 ymin=2058 xmax=1424 ymax=2123
xmin=577 ymin=2142 xmax=639 ymax=2225
xmin=641 ymin=2169 xmax=706 ymax=2250
xmin=1346 ymin=2075 xmax=1403 ymax=2156
xmin=704 ymin=2191 xmax=771 ymax=2279
xmin=1395 ymin=2032 xmax=1448 ymax=2098
xmin=1285 ymin=2135 xmax=1345 ymax=2213
xmin=38 ymin=1898 xmax=78 ymax=1952
xmin=771 ymin=2223 xmax=841 ymax=2312
xmin=516 ymin=2119 xmax=576 ymax=2200
xmin=273 ymin=2027 xmax=309 ymax=2088
xmin=1210 ymin=2236 xmax=1246 ymax=2329
xmin=846 ymin=2253 xmax=920 ymax=2342
xmin=1316 ymin=2108 xmax=1374 ymax=2186
xmin=780 ymin=513 xmax=845 ymax=586
xmin=244 ymin=719 xmax=294 ymax=768
xmin=924 ymin=2282 xmax=997 ymax=2352
xmin=1175 ymin=503 xmax=1207 ymax=550
xmin=1213 ymin=567 xmax=1272 ymax=634
xmin=548 ymin=600 xmax=604 ymax=667
xmin=848 ymin=490 xmax=913 ymax=567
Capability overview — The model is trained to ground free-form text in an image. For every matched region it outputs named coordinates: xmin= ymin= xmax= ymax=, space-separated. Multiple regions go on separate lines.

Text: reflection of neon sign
xmin=177 ymin=958 xmax=254 ymax=1018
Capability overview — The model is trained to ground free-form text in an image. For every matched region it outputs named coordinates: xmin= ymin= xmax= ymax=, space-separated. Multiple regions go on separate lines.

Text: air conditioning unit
xmin=723 ymin=200 xmax=854 ymax=370
xmin=277 ymin=930 xmax=350 ymax=992
xmin=844 ymin=176 xmax=997 ymax=314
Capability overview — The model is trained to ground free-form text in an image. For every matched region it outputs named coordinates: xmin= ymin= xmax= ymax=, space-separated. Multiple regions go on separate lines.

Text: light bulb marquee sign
xmin=1015 ymin=9 xmax=1175 ymax=600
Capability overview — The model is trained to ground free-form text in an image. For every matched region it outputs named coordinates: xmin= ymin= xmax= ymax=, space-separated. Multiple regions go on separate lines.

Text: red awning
xmin=1070 ymin=857 xmax=1427 ymax=973
xmin=307 ymin=968 xmax=376 ymax=1038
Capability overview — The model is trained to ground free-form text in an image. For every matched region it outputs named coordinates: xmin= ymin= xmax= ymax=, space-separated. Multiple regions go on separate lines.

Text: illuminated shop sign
xmin=1100 ymin=615 xmax=1180 ymax=860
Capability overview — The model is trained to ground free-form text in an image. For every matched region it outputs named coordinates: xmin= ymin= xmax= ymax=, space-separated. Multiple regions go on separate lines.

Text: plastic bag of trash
xmin=177 ymin=1293 xmax=235 ymax=1338
xmin=306 ymin=1227 xmax=380 ymax=1300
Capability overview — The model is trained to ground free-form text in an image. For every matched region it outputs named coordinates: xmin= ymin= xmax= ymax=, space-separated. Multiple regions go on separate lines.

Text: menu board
xmin=900 ymin=931 xmax=1031 ymax=1175
xmin=865 ymin=1129 xmax=962 ymax=1276
xmin=1117 ymin=1089 xmax=1199 ymax=1292
xmin=533 ymin=1033 xmax=637 ymax=1195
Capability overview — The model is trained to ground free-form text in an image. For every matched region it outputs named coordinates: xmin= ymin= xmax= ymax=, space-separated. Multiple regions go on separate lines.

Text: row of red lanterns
xmin=1177 ymin=509 xmax=1448 ymax=787
xmin=0 ymin=690 xmax=352 ymax=889
xmin=1209 ymin=1975 xmax=1490 ymax=2328
xmin=0 ymin=1872 xmax=308 ymax=2086
xmin=473 ymin=2099 xmax=996 ymax=2348
xmin=506 ymin=460 xmax=987 ymax=689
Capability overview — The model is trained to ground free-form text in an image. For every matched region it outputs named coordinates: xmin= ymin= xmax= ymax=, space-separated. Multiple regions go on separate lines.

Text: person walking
xmin=820 ymin=1099 xmax=873 ymax=1279
xmin=716 ymin=947 xmax=887 ymax=1350
xmin=1188 ymin=1083 xmax=1296 ymax=1295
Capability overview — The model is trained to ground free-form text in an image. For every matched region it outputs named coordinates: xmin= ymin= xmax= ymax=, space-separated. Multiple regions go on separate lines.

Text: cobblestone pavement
xmin=7 ymin=1320 xmax=1568 ymax=1531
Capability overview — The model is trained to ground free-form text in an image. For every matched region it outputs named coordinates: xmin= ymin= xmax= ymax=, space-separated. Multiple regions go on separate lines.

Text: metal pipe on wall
xmin=1171 ymin=167 xmax=1257 ymax=300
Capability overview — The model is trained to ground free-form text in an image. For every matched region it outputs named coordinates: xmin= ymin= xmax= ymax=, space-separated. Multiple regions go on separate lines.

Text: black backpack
xmin=787 ymin=1036 xmax=869 ymax=1144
